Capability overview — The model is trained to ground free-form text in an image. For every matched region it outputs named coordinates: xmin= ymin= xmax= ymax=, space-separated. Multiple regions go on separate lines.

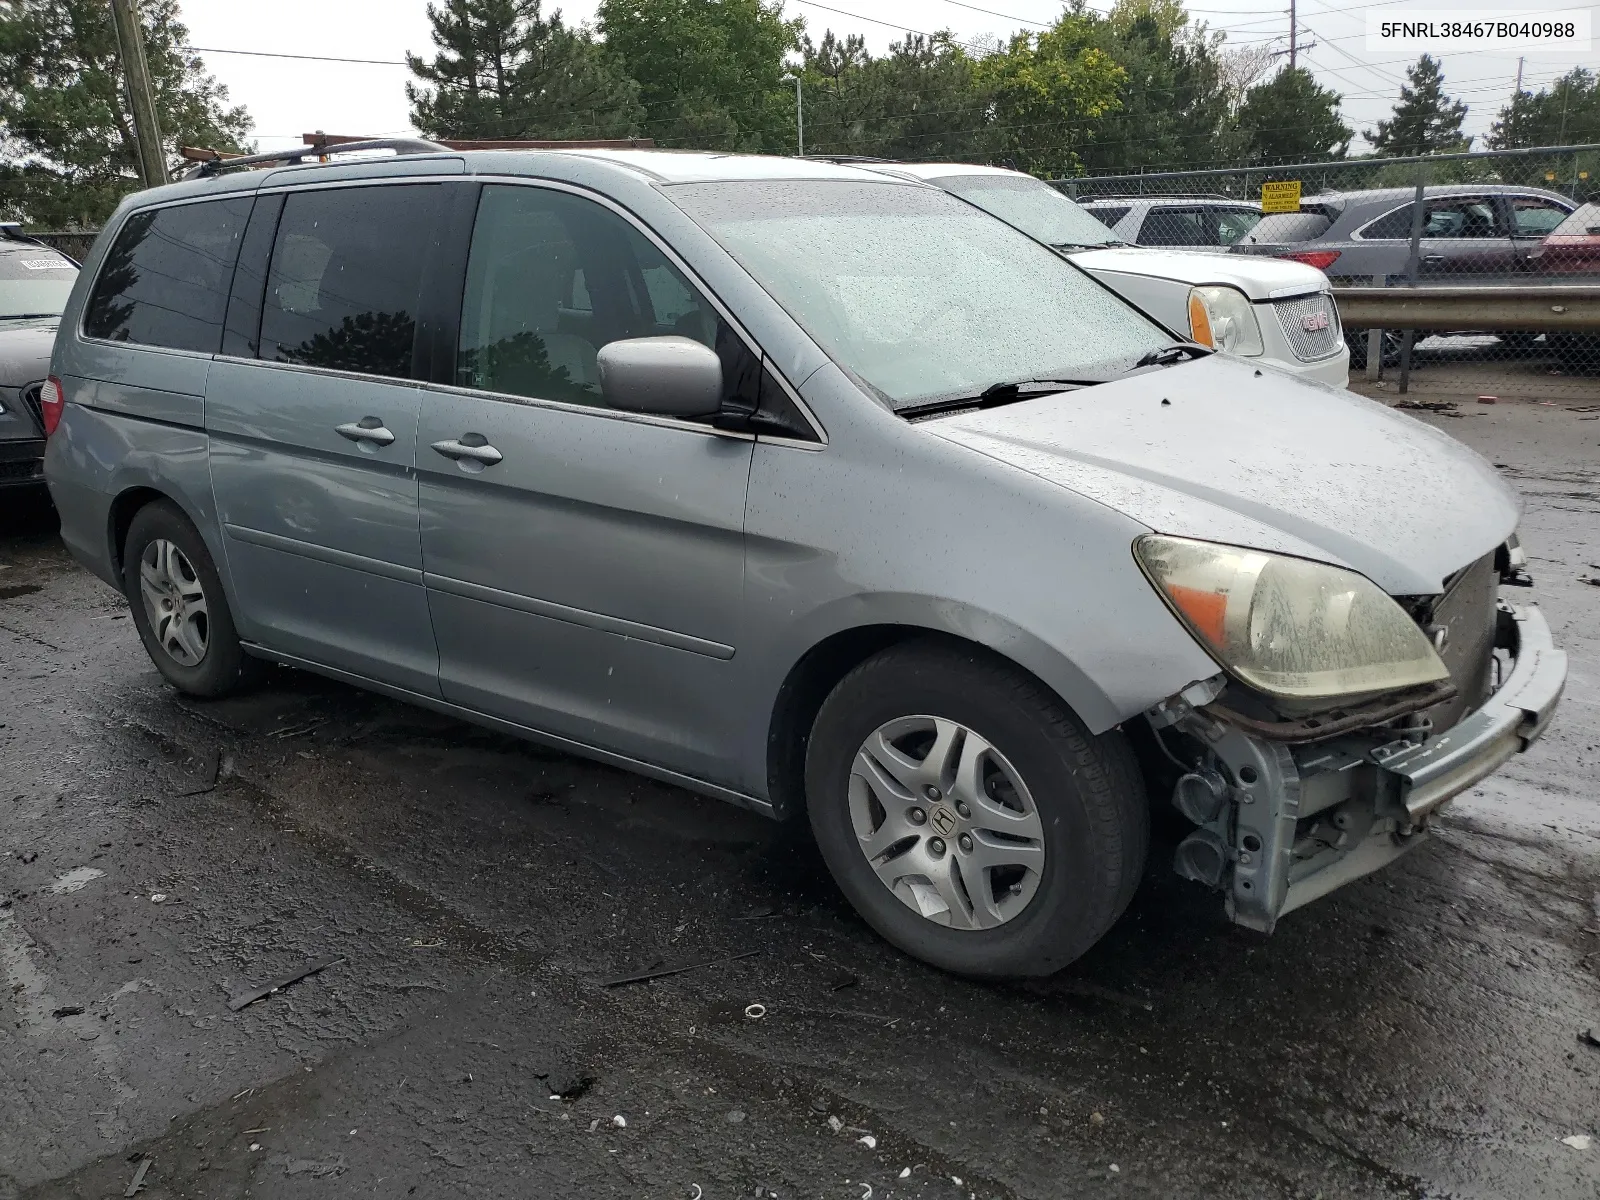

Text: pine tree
xmin=1365 ymin=54 xmax=1470 ymax=156
xmin=0 ymin=0 xmax=252 ymax=228
xmin=1235 ymin=66 xmax=1351 ymax=164
xmin=406 ymin=0 xmax=642 ymax=141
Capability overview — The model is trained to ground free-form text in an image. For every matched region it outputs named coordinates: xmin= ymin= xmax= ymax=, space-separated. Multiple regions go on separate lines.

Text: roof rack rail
xmin=801 ymin=154 xmax=899 ymax=164
xmin=181 ymin=137 xmax=451 ymax=180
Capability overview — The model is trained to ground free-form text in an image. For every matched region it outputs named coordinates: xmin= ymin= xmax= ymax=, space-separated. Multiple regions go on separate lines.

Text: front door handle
xmin=335 ymin=418 xmax=396 ymax=446
xmin=431 ymin=436 xmax=503 ymax=466
xmin=1421 ymin=254 xmax=1446 ymax=264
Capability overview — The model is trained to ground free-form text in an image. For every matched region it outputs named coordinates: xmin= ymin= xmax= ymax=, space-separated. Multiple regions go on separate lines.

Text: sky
xmin=175 ymin=0 xmax=1597 ymax=161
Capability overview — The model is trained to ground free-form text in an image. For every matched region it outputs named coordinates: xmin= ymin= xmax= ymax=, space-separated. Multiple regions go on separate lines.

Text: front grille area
xmin=1419 ymin=552 xmax=1500 ymax=732
xmin=19 ymin=381 xmax=44 ymax=435
xmin=1272 ymin=292 xmax=1342 ymax=361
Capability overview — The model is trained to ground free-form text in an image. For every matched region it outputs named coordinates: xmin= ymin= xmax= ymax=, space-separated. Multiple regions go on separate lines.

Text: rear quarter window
xmin=1239 ymin=212 xmax=1333 ymax=245
xmin=1084 ymin=204 xmax=1130 ymax=229
xmin=82 ymin=197 xmax=253 ymax=352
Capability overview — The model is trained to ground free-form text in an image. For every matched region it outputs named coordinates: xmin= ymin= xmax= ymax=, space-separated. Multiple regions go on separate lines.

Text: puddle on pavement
xmin=48 ymin=867 xmax=106 ymax=895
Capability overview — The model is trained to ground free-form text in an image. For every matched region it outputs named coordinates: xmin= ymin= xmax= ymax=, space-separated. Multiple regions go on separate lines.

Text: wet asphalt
xmin=2 ymin=392 xmax=1599 ymax=1200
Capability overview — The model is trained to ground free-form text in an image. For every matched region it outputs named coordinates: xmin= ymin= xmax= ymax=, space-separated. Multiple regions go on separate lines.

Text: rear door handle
xmin=1421 ymin=254 xmax=1446 ymax=264
xmin=431 ymin=437 xmax=503 ymax=466
xmin=335 ymin=418 xmax=396 ymax=446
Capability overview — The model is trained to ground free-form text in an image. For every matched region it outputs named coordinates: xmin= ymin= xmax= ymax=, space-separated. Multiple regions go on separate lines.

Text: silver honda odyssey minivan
xmin=43 ymin=146 xmax=1566 ymax=978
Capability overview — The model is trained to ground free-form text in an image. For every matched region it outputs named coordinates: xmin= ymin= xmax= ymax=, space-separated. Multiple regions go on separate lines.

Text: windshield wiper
xmin=1133 ymin=341 xmax=1214 ymax=369
xmin=898 ymin=378 xmax=1093 ymax=419
xmin=1053 ymin=240 xmax=1128 ymax=250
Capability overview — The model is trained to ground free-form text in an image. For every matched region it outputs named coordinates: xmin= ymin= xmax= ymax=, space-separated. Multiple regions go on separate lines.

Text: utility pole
xmin=1288 ymin=0 xmax=1296 ymax=70
xmin=108 ymin=0 xmax=168 ymax=189
xmin=1514 ymin=56 xmax=1524 ymax=95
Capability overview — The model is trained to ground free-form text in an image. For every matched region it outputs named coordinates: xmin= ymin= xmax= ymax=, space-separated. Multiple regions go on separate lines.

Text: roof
xmin=1305 ymin=183 xmax=1574 ymax=204
xmin=518 ymin=148 xmax=919 ymax=185
xmin=855 ymin=161 xmax=1026 ymax=182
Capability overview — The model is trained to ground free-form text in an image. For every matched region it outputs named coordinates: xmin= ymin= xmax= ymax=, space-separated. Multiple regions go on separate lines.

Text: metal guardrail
xmin=1331 ymin=286 xmax=1600 ymax=332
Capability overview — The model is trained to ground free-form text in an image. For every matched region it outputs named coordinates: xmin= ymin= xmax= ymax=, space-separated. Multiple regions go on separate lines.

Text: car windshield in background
xmin=931 ymin=173 xmax=1121 ymax=249
xmin=0 ymin=250 xmax=77 ymax=318
xmin=669 ymin=180 xmax=1166 ymax=409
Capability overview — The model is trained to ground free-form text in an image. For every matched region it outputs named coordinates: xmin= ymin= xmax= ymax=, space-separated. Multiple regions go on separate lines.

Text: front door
xmin=207 ymin=182 xmax=450 ymax=695
xmin=1414 ymin=195 xmax=1517 ymax=282
xmin=416 ymin=183 xmax=755 ymax=784
xmin=1505 ymin=193 xmax=1574 ymax=278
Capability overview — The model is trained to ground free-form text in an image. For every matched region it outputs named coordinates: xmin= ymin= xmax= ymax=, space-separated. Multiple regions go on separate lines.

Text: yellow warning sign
xmin=1260 ymin=180 xmax=1302 ymax=214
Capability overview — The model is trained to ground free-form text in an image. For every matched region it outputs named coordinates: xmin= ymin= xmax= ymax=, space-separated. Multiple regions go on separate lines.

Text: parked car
xmin=1232 ymin=184 xmax=1579 ymax=366
xmin=852 ymin=162 xmax=1347 ymax=386
xmin=1529 ymin=196 xmax=1600 ymax=274
xmin=1080 ymin=195 xmax=1263 ymax=249
xmin=44 ymin=148 xmax=1565 ymax=977
xmin=0 ymin=224 xmax=78 ymax=490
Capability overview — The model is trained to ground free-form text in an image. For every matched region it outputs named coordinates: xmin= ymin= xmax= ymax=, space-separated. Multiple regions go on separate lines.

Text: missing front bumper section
xmin=1161 ymin=603 xmax=1566 ymax=933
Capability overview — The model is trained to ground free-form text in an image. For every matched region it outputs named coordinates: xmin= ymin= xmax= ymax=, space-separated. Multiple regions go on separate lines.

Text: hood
xmin=0 ymin=320 xmax=59 ymax=387
xmin=929 ymin=356 xmax=1518 ymax=596
xmin=1067 ymin=245 xmax=1325 ymax=302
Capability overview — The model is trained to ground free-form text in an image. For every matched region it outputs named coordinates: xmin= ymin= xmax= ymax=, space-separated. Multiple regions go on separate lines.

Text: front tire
xmin=805 ymin=641 xmax=1148 ymax=978
xmin=122 ymin=500 xmax=255 ymax=698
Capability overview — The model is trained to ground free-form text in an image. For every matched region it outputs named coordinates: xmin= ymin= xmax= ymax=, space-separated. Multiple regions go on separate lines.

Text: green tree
xmin=1487 ymin=67 xmax=1600 ymax=149
xmin=0 ymin=0 xmax=251 ymax=228
xmin=976 ymin=11 xmax=1126 ymax=177
xmin=799 ymin=31 xmax=990 ymax=162
xmin=1068 ymin=0 xmax=1234 ymax=173
xmin=1235 ymin=66 xmax=1351 ymax=164
xmin=406 ymin=0 xmax=642 ymax=140
xmin=597 ymin=0 xmax=800 ymax=151
xmin=1365 ymin=54 xmax=1470 ymax=156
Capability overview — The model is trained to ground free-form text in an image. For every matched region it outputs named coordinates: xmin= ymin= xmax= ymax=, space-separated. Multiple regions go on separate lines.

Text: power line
xmin=788 ymin=0 xmax=987 ymax=50
xmin=924 ymin=0 xmax=1049 ymax=29
xmin=183 ymin=46 xmax=408 ymax=66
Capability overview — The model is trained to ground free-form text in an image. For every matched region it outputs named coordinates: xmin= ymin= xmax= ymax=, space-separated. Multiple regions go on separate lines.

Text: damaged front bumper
xmin=1161 ymin=602 xmax=1566 ymax=933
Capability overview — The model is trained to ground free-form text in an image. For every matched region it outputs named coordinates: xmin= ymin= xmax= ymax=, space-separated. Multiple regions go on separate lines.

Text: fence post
xmin=1366 ymin=274 xmax=1385 ymax=381
xmin=1397 ymin=162 xmax=1428 ymax=395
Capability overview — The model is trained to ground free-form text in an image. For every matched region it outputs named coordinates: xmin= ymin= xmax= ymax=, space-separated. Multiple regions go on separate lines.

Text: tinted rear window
xmin=259 ymin=184 xmax=442 ymax=379
xmin=83 ymin=197 xmax=252 ymax=352
xmin=1240 ymin=212 xmax=1333 ymax=244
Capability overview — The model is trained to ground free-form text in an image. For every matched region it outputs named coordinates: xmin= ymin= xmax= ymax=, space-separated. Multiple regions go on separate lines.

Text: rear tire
xmin=122 ymin=500 xmax=256 ymax=698
xmin=804 ymin=640 xmax=1148 ymax=978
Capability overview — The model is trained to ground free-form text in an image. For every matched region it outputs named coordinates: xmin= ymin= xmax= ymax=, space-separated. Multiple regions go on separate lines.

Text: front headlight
xmin=1136 ymin=535 xmax=1449 ymax=703
xmin=1188 ymin=285 xmax=1264 ymax=356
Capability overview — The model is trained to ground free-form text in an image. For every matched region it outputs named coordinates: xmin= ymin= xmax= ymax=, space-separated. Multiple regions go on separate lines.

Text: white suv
xmin=865 ymin=163 xmax=1349 ymax=388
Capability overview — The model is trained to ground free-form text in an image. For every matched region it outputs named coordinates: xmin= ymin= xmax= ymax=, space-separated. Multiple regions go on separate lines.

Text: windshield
xmin=932 ymin=172 xmax=1121 ymax=248
xmin=669 ymin=181 xmax=1166 ymax=409
xmin=0 ymin=249 xmax=77 ymax=318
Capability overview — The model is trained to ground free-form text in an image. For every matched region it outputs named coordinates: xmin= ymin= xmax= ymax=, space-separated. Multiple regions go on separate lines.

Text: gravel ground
xmin=2 ymin=382 xmax=1598 ymax=1199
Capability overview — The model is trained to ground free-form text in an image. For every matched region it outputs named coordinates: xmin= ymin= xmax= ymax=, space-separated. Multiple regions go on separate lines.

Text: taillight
xmin=1278 ymin=250 xmax=1341 ymax=271
xmin=40 ymin=375 xmax=65 ymax=436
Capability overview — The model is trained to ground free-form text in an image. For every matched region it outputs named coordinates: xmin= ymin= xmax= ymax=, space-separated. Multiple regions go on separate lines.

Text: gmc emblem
xmin=1301 ymin=311 xmax=1331 ymax=332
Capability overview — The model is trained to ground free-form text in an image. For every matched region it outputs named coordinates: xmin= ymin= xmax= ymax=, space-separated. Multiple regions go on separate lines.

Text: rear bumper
xmin=0 ymin=436 xmax=45 ymax=487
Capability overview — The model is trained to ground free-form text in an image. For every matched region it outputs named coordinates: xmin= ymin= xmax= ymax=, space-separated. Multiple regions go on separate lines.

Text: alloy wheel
xmin=137 ymin=538 xmax=210 ymax=667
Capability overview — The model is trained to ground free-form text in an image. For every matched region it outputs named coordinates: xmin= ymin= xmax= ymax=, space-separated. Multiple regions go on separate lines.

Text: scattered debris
xmin=602 ymin=949 xmax=759 ymax=987
xmin=123 ymin=1157 xmax=151 ymax=1197
xmin=249 ymin=1143 xmax=261 ymax=1152
xmin=536 ymin=1067 xmax=593 ymax=1100
xmin=689 ymin=1186 xmax=702 ymax=1200
xmin=726 ymin=1110 xmax=746 ymax=1124
xmin=1110 ymin=1164 xmax=1121 ymax=1174
xmin=20 ymin=851 xmax=36 ymax=864
xmin=1580 ymin=1029 xmax=1600 ymax=1049
xmin=149 ymin=894 xmax=168 ymax=904
xmin=177 ymin=749 xmax=221 ymax=796
xmin=827 ymin=972 xmax=859 ymax=992
xmin=51 ymin=1005 xmax=84 ymax=1019
xmin=1561 ymin=1134 xmax=1591 ymax=1150
xmin=588 ymin=1119 xmax=600 ymax=1133
xmin=1477 ymin=395 xmax=1497 ymax=404
xmin=408 ymin=938 xmax=444 ymax=949
xmin=1090 ymin=1111 xmax=1105 ymax=1127
xmin=1394 ymin=399 xmax=1458 ymax=413
xmin=227 ymin=955 xmax=344 ymax=1011
xmin=857 ymin=1134 xmax=876 ymax=1149
xmin=745 ymin=1003 xmax=767 ymax=1020
xmin=283 ymin=1154 xmax=347 ymax=1178
xmin=611 ymin=1114 xmax=627 ymax=1128
xmin=809 ymin=1097 xmax=829 ymax=1114
xmin=898 ymin=1167 xmax=911 ymax=1178
xmin=48 ymin=867 xmax=105 ymax=895
xmin=828 ymin=1116 xmax=844 ymax=1133
xmin=952 ymin=1178 xmax=963 ymax=1187
xmin=732 ymin=906 xmax=778 ymax=921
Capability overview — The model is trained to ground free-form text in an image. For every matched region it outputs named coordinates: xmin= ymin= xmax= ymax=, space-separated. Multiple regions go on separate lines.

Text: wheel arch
xmin=762 ymin=607 xmax=1125 ymax=822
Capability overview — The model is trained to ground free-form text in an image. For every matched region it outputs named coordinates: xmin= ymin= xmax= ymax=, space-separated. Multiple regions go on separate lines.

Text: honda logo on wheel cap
xmin=930 ymin=806 xmax=958 ymax=837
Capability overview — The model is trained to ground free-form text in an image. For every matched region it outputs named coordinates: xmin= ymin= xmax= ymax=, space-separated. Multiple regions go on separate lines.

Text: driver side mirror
xmin=597 ymin=336 xmax=722 ymax=418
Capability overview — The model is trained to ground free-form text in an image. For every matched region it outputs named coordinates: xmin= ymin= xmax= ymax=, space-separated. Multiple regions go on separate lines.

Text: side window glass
xmin=259 ymin=184 xmax=440 ymax=379
xmin=83 ymin=196 xmax=252 ymax=352
xmin=1217 ymin=209 xmax=1261 ymax=246
xmin=1511 ymin=197 xmax=1570 ymax=237
xmin=457 ymin=185 xmax=735 ymax=415
xmin=1362 ymin=203 xmax=1415 ymax=239
xmin=1087 ymin=205 xmax=1129 ymax=229
xmin=1422 ymin=198 xmax=1501 ymax=238
xmin=1141 ymin=208 xmax=1206 ymax=246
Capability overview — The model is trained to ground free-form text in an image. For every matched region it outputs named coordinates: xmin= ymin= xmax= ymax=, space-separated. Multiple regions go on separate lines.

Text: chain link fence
xmin=1057 ymin=144 xmax=1600 ymax=399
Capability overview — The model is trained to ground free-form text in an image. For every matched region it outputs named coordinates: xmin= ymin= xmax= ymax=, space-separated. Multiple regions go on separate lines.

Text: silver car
xmin=43 ymin=148 xmax=1567 ymax=977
